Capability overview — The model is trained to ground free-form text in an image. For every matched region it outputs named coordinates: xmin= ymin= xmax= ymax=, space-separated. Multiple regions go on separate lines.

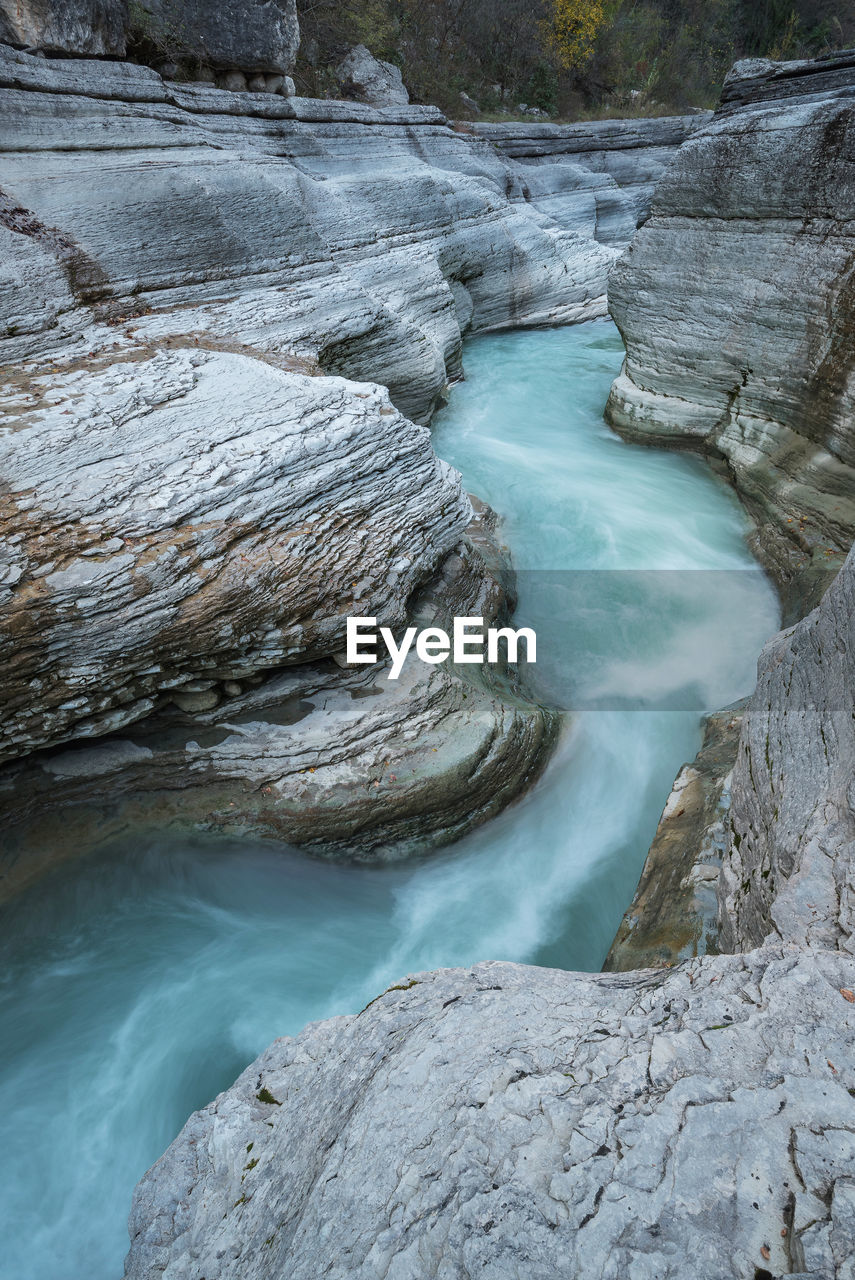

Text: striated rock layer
xmin=0 ymin=354 xmax=469 ymax=762
xmin=122 ymin=55 xmax=855 ymax=1277
xmin=606 ymin=52 xmax=855 ymax=616
xmin=0 ymin=501 xmax=557 ymax=897
xmin=0 ymin=45 xmax=692 ymax=811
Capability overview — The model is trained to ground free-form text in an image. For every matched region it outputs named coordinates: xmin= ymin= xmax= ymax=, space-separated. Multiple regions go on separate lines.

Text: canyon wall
xmin=607 ymin=51 xmax=855 ymax=616
xmin=0 ymin=45 xmax=695 ymax=871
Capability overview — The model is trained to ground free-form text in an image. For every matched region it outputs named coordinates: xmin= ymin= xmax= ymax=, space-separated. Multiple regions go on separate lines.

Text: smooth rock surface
xmin=606 ymin=56 xmax=855 ymax=613
xmin=125 ymin=947 xmax=855 ymax=1280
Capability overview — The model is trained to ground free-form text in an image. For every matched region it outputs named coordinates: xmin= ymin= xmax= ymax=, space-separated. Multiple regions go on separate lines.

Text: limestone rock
xmin=125 ymin=947 xmax=855 ymax=1280
xmin=0 ymin=0 xmax=127 ymax=55
xmin=335 ymin=44 xmax=408 ymax=107
xmin=0 ymin=503 xmax=557 ymax=895
xmin=130 ymin=0 xmax=299 ymax=75
xmin=606 ymin=54 xmax=855 ymax=612
xmin=605 ymin=704 xmax=744 ymax=971
xmin=473 ymin=116 xmax=707 ymax=247
xmin=720 ymin=547 xmax=855 ymax=955
xmin=0 ymin=352 xmax=470 ymax=761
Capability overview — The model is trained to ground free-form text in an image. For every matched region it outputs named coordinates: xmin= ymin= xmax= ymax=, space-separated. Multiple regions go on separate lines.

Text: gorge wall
xmin=0 ymin=43 xmax=697 ymax=885
xmin=123 ymin=54 xmax=855 ymax=1280
xmin=607 ymin=50 xmax=855 ymax=618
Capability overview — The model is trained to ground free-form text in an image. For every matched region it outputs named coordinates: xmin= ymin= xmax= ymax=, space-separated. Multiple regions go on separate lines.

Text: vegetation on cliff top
xmin=294 ymin=0 xmax=855 ymax=116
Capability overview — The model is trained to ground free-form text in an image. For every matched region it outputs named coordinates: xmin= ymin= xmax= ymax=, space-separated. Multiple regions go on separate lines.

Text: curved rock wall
xmin=0 ymin=44 xmax=693 ymax=768
xmin=606 ymin=52 xmax=855 ymax=614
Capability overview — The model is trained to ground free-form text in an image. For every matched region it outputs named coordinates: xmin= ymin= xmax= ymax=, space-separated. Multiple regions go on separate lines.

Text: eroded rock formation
xmin=0 ymin=502 xmax=557 ymax=896
xmin=606 ymin=52 xmax=855 ymax=615
xmin=121 ymin=55 xmax=855 ymax=1278
xmin=0 ymin=355 xmax=469 ymax=761
xmin=0 ymin=45 xmax=694 ymax=862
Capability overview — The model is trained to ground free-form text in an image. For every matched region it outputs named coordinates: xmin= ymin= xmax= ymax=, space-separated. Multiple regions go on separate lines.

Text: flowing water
xmin=0 ymin=322 xmax=780 ymax=1279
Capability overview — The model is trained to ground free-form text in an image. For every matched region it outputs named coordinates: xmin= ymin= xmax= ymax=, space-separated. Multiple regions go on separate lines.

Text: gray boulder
xmin=131 ymin=0 xmax=299 ymax=74
xmin=0 ymin=0 xmax=127 ymax=54
xmin=335 ymin=44 xmax=409 ymax=107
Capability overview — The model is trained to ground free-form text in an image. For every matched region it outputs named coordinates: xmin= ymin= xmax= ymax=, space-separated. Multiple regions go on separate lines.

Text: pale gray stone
xmin=606 ymin=54 xmax=855 ymax=610
xmin=125 ymin=947 xmax=855 ymax=1280
xmin=335 ymin=43 xmax=409 ymax=107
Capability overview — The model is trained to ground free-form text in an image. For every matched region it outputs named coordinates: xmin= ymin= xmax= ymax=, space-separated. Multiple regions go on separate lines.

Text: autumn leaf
xmin=760 ymin=1245 xmax=770 ymax=1260
xmin=841 ymin=988 xmax=855 ymax=1002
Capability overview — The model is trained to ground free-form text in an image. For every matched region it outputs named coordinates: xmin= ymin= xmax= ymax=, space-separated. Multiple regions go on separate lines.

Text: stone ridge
xmin=720 ymin=545 xmax=855 ymax=956
xmin=125 ymin=949 xmax=855 ymax=1280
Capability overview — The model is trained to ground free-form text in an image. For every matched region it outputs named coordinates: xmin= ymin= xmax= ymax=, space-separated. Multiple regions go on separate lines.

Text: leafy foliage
xmin=295 ymin=0 xmax=855 ymax=116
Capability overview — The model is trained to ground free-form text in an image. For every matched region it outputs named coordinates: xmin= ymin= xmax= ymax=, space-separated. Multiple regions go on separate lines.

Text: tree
xmin=542 ymin=0 xmax=608 ymax=69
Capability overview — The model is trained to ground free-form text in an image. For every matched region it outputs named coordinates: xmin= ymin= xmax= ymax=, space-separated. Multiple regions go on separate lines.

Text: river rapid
xmin=0 ymin=321 xmax=780 ymax=1279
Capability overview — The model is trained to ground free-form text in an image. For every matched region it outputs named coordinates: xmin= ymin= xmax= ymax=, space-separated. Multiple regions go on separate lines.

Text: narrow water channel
xmin=0 ymin=322 xmax=780 ymax=1279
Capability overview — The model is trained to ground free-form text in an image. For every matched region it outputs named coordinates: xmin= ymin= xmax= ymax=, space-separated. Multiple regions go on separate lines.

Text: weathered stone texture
xmin=720 ymin=548 xmax=855 ymax=955
xmin=0 ymin=353 xmax=469 ymax=761
xmin=606 ymin=56 xmax=855 ymax=611
xmin=0 ymin=0 xmax=127 ymax=55
xmin=125 ymin=948 xmax=855 ymax=1280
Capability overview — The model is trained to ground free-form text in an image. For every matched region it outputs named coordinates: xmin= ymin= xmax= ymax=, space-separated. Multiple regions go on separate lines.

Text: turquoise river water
xmin=0 ymin=322 xmax=780 ymax=1278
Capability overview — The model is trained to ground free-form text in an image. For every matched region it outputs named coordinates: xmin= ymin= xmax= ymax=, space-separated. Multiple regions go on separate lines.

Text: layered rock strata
xmin=0 ymin=502 xmax=557 ymax=897
xmin=0 ymin=45 xmax=692 ymax=852
xmin=606 ymin=54 xmax=855 ymax=616
xmin=122 ymin=55 xmax=855 ymax=1276
xmin=473 ymin=115 xmax=706 ymax=249
xmin=720 ymin=546 xmax=855 ymax=956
